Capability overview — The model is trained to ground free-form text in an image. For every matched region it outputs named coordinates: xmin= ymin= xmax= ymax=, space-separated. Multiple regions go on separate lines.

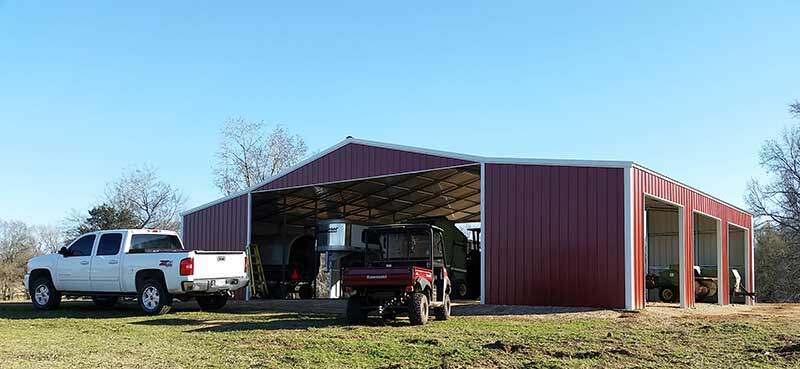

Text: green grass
xmin=1 ymin=301 xmax=799 ymax=368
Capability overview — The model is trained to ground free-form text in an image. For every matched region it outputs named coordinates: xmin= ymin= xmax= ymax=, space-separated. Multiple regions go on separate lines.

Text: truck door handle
xmin=108 ymin=260 xmax=119 ymax=265
xmin=80 ymin=261 xmax=90 ymax=265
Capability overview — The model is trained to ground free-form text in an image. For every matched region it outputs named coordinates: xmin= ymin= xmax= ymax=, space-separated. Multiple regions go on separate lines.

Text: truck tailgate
xmin=192 ymin=251 xmax=247 ymax=279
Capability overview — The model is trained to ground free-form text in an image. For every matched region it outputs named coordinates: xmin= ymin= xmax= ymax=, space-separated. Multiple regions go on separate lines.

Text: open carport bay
xmin=247 ymin=164 xmax=482 ymax=300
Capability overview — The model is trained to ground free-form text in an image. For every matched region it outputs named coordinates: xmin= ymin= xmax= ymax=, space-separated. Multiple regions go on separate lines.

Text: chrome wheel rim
xmin=34 ymin=284 xmax=50 ymax=305
xmin=141 ymin=286 xmax=160 ymax=310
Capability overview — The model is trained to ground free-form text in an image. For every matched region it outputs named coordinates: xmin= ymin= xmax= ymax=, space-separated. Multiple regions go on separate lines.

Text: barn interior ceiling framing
xmin=250 ymin=165 xmax=481 ymax=226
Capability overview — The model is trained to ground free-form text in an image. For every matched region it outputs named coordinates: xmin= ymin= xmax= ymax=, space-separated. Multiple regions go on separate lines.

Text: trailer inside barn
xmin=182 ymin=137 xmax=754 ymax=310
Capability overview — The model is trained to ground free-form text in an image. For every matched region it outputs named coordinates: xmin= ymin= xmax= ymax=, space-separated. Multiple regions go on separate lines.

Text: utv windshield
xmin=366 ymin=229 xmax=432 ymax=261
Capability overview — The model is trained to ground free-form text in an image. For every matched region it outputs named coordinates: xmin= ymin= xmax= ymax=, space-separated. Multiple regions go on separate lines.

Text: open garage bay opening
xmin=728 ymin=224 xmax=749 ymax=304
xmin=644 ymin=196 xmax=682 ymax=306
xmin=246 ymin=164 xmax=482 ymax=302
xmin=693 ymin=212 xmax=721 ymax=304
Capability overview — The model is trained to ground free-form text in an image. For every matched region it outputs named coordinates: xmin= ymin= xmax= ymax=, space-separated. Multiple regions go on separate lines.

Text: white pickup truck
xmin=23 ymin=229 xmax=248 ymax=315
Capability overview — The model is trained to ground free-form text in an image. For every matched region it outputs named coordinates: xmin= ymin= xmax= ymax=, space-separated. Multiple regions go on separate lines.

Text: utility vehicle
xmin=341 ymin=224 xmax=451 ymax=325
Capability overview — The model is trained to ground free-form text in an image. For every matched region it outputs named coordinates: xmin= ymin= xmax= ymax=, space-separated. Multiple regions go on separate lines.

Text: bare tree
xmin=746 ymin=126 xmax=800 ymax=236
xmin=213 ymin=118 xmax=308 ymax=195
xmin=791 ymin=100 xmax=800 ymax=119
xmin=33 ymin=224 xmax=65 ymax=254
xmin=747 ymin=100 xmax=800 ymax=302
xmin=106 ymin=166 xmax=187 ymax=231
xmin=0 ymin=220 xmax=38 ymax=299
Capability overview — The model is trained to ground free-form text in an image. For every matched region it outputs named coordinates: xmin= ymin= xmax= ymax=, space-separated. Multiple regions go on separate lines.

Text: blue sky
xmin=1 ymin=2 xmax=798 ymax=225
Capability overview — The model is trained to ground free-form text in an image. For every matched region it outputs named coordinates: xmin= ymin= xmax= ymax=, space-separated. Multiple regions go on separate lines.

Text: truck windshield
xmin=129 ymin=234 xmax=183 ymax=253
xmin=368 ymin=229 xmax=431 ymax=260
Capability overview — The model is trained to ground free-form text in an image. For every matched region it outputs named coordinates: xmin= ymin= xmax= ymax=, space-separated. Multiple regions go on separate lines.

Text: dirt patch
xmin=776 ymin=343 xmax=800 ymax=358
xmin=550 ymin=348 xmax=634 ymax=359
xmin=483 ymin=340 xmax=526 ymax=353
xmin=404 ymin=338 xmax=440 ymax=346
xmin=618 ymin=311 xmax=641 ymax=319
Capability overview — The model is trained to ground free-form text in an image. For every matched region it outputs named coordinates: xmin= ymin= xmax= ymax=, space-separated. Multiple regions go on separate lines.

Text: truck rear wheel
xmin=433 ymin=294 xmax=451 ymax=321
xmin=197 ymin=294 xmax=228 ymax=311
xmin=408 ymin=292 xmax=429 ymax=326
xmin=30 ymin=277 xmax=61 ymax=310
xmin=138 ymin=279 xmax=173 ymax=315
xmin=92 ymin=296 xmax=119 ymax=308
xmin=346 ymin=296 xmax=368 ymax=325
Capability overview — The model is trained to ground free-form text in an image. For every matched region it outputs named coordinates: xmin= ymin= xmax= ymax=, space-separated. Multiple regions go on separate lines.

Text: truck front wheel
xmin=138 ymin=279 xmax=173 ymax=315
xmin=197 ymin=294 xmax=228 ymax=311
xmin=408 ymin=292 xmax=429 ymax=326
xmin=30 ymin=277 xmax=61 ymax=310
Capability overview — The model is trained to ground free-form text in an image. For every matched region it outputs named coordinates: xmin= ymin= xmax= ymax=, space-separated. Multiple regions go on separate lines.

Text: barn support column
xmin=246 ymin=192 xmax=253 ymax=301
xmin=747 ymin=222 xmax=755 ymax=305
xmin=479 ymin=162 xmax=486 ymax=304
xmin=624 ymin=166 xmax=634 ymax=310
xmin=680 ymin=206 xmax=692 ymax=308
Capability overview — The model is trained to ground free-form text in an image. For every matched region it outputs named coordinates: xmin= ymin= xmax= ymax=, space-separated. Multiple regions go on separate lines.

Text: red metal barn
xmin=182 ymin=138 xmax=753 ymax=310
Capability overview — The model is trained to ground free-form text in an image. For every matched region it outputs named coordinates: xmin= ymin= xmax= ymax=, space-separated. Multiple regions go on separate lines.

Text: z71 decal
xmin=159 ymin=260 xmax=173 ymax=268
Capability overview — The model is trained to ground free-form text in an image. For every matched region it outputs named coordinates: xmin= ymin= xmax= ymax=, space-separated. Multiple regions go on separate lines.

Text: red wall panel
xmin=182 ymin=194 xmax=248 ymax=252
xmin=484 ymin=164 xmax=626 ymax=308
xmin=632 ymin=167 xmax=752 ymax=309
xmin=257 ymin=143 xmax=474 ymax=191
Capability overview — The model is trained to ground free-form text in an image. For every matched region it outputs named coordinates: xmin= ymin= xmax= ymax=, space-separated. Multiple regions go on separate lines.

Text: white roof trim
xmin=632 ymin=163 xmax=751 ymax=216
xmin=182 ymin=137 xmax=749 ymax=217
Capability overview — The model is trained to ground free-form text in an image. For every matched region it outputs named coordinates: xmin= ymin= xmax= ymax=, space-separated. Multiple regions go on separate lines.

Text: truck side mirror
xmin=58 ymin=247 xmax=69 ymax=256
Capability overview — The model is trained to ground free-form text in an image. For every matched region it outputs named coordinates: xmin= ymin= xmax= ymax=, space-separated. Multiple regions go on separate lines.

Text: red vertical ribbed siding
xmin=484 ymin=164 xmax=626 ymax=308
xmin=257 ymin=143 xmax=474 ymax=191
xmin=631 ymin=167 xmax=752 ymax=309
xmin=182 ymin=194 xmax=248 ymax=252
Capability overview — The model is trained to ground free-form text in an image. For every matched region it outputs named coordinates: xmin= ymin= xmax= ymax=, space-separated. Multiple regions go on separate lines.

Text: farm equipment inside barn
xmin=247 ymin=234 xmax=318 ymax=299
xmin=645 ymin=266 xmax=757 ymax=304
xmin=645 ymin=265 xmax=719 ymax=303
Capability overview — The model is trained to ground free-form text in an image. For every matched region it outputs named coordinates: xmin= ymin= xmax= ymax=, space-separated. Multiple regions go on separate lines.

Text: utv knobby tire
xmin=92 ymin=296 xmax=119 ymax=308
xmin=433 ymin=294 xmax=451 ymax=321
xmin=138 ymin=279 xmax=173 ymax=315
xmin=30 ymin=277 xmax=61 ymax=310
xmin=408 ymin=292 xmax=429 ymax=326
xmin=346 ymin=297 xmax=368 ymax=325
xmin=197 ymin=294 xmax=228 ymax=311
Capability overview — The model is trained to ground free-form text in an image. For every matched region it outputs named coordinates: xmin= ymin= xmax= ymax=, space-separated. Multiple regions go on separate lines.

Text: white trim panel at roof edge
xmin=631 ymin=164 xmax=751 ymax=217
xmin=182 ymin=137 xmax=750 ymax=217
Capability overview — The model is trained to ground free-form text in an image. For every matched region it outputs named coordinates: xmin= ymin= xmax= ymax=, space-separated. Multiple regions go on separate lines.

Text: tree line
xmin=748 ymin=100 xmax=800 ymax=302
xmin=0 ymin=118 xmax=307 ymax=299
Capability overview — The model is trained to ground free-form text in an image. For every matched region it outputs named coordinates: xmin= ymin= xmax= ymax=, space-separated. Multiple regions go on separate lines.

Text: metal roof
xmin=183 ymin=136 xmax=750 ymax=217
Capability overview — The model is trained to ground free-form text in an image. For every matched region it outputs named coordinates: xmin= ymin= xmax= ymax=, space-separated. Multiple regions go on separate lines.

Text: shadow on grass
xmin=129 ymin=312 xmax=425 ymax=332
xmin=0 ymin=300 xmax=279 ymax=320
xmin=0 ymin=301 xmax=144 ymax=320
xmin=128 ymin=313 xmax=345 ymax=332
